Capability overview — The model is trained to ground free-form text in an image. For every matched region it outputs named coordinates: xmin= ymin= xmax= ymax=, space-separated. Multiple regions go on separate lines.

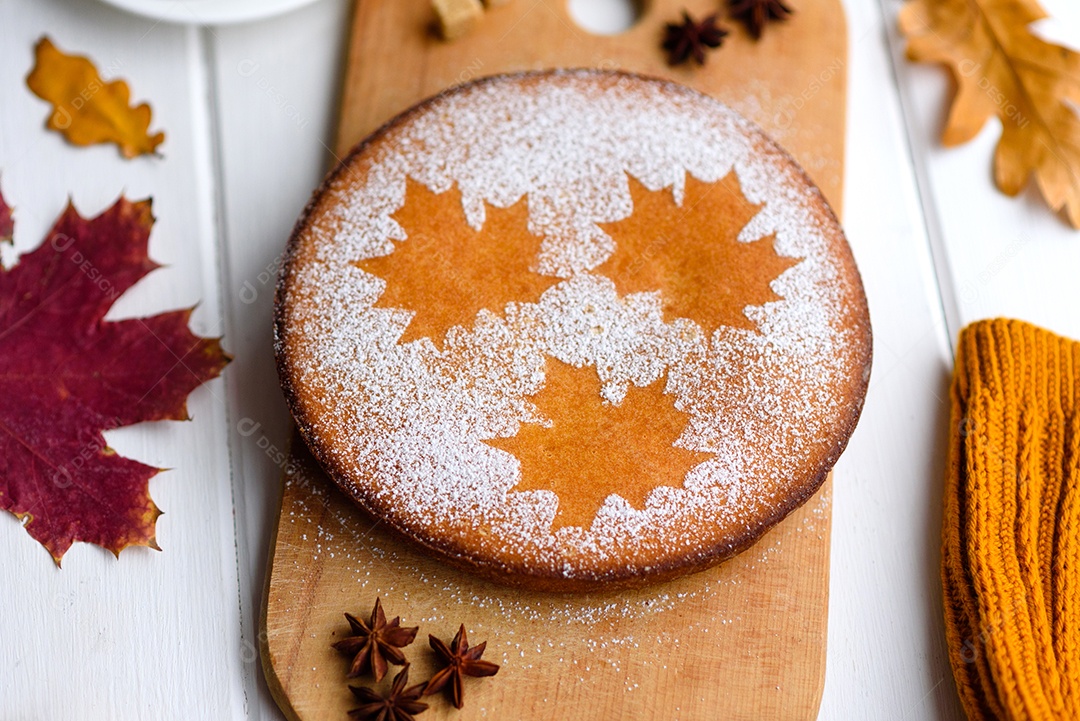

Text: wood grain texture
xmin=334 ymin=0 xmax=847 ymax=207
xmin=264 ymin=0 xmax=848 ymax=719
xmin=266 ymin=438 xmax=833 ymax=720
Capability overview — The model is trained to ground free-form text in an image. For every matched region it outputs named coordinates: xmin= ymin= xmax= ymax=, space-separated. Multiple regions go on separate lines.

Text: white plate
xmin=97 ymin=0 xmax=323 ymax=25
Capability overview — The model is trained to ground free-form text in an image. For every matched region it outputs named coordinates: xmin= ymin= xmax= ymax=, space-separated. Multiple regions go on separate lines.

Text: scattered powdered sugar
xmin=282 ymin=465 xmax=831 ymax=693
xmin=279 ymin=70 xmax=865 ymax=580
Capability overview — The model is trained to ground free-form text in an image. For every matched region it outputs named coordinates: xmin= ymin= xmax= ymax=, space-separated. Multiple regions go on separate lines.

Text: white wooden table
xmin=2 ymin=0 xmax=1078 ymax=717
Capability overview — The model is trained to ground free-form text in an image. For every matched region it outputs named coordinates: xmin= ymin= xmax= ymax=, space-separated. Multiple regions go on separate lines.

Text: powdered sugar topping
xmin=278 ymin=71 xmax=866 ymax=581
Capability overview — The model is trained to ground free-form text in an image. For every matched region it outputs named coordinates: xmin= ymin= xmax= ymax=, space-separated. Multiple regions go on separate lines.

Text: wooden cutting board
xmin=262 ymin=0 xmax=847 ymax=719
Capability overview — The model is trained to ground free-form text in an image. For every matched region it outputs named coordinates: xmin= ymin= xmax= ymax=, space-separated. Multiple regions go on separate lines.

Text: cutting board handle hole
xmin=566 ymin=0 xmax=647 ymax=35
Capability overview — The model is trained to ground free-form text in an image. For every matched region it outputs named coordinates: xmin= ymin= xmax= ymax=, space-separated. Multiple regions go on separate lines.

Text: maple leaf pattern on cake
xmin=356 ymin=178 xmax=557 ymax=345
xmin=598 ymin=172 xmax=799 ymax=333
xmin=486 ymin=359 xmax=712 ymax=530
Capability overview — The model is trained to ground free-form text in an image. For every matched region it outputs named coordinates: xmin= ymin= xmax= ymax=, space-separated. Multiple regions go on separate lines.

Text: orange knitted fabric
xmin=944 ymin=319 xmax=1080 ymax=720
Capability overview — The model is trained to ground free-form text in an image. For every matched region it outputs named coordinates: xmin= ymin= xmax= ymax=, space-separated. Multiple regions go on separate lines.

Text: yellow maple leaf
xmin=486 ymin=359 xmax=712 ymax=531
xmin=26 ymin=37 xmax=165 ymax=159
xmin=899 ymin=0 xmax=1080 ymax=227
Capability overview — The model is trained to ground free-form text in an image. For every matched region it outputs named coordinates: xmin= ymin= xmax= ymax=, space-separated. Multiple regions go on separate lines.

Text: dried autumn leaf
xmin=26 ymin=36 xmax=165 ymax=159
xmin=899 ymin=0 xmax=1080 ymax=227
xmin=0 ymin=193 xmax=229 ymax=563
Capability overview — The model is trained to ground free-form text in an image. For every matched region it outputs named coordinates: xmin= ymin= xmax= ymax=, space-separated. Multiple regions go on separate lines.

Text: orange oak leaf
xmin=486 ymin=359 xmax=712 ymax=530
xmin=0 ymin=183 xmax=12 ymax=243
xmin=26 ymin=36 xmax=165 ymax=159
xmin=356 ymin=178 xmax=556 ymax=345
xmin=0 ymin=194 xmax=229 ymax=563
xmin=899 ymin=0 xmax=1080 ymax=227
xmin=598 ymin=173 xmax=799 ymax=332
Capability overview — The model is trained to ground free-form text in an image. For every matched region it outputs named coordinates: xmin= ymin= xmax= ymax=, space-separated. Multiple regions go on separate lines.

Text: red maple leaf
xmin=0 ymin=192 xmax=230 ymax=563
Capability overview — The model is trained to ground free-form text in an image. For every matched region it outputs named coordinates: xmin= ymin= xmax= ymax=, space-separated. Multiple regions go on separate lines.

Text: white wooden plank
xmin=0 ymin=1 xmax=243 ymax=718
xmin=812 ymin=1 xmax=963 ymax=718
xmin=887 ymin=0 xmax=1080 ymax=340
xmin=205 ymin=2 xmax=353 ymax=718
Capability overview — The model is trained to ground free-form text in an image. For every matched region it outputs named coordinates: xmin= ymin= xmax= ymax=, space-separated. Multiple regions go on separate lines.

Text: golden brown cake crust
xmin=275 ymin=70 xmax=872 ymax=592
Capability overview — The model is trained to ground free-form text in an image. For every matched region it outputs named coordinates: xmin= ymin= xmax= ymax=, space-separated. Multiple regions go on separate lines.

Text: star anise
xmin=728 ymin=0 xmax=793 ymax=40
xmin=348 ymin=664 xmax=429 ymax=721
xmin=423 ymin=625 xmax=500 ymax=709
xmin=662 ymin=11 xmax=728 ymax=66
xmin=333 ymin=598 xmax=419 ymax=681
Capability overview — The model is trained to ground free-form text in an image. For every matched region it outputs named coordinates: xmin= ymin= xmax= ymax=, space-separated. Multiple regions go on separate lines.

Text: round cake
xmin=275 ymin=70 xmax=872 ymax=591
